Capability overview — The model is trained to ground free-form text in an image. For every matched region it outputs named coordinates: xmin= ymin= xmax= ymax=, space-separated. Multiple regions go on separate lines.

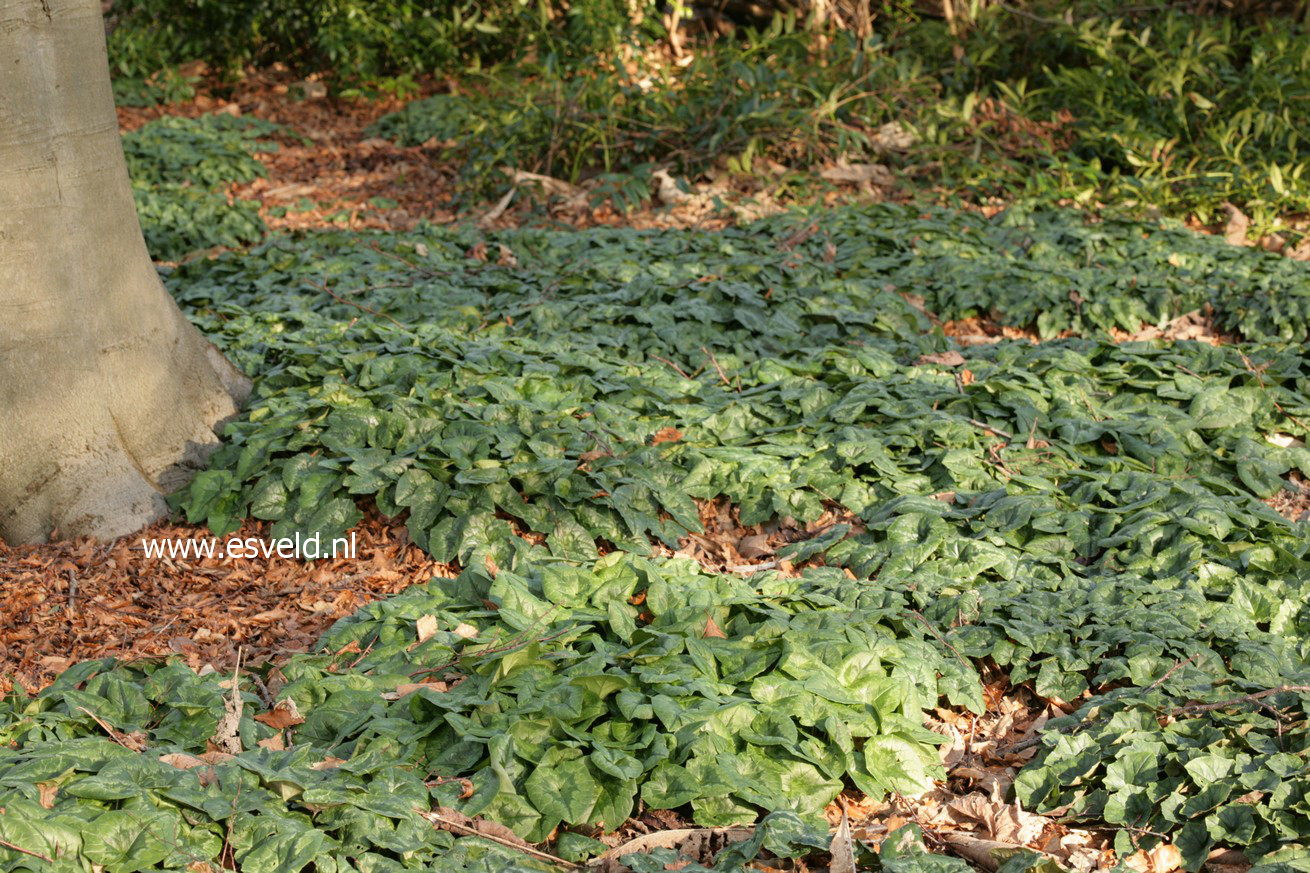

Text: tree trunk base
xmin=0 ymin=0 xmax=251 ymax=544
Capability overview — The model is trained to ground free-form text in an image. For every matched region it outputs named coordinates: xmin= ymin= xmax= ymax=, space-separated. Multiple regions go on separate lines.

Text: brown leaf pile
xmin=823 ymin=685 xmax=1124 ymax=873
xmin=118 ymin=67 xmax=459 ymax=236
xmin=668 ymin=498 xmax=864 ymax=576
xmin=0 ymin=512 xmax=453 ymax=693
xmin=1267 ymin=469 xmax=1310 ymax=522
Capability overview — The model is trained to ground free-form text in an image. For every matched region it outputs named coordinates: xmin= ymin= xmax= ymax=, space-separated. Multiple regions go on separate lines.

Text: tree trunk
xmin=0 ymin=0 xmax=250 ymax=544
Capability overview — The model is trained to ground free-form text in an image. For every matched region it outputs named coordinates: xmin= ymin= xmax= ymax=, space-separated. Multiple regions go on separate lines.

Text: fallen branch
xmin=1175 ymin=685 xmax=1310 ymax=715
xmin=996 ymin=684 xmax=1310 ymax=756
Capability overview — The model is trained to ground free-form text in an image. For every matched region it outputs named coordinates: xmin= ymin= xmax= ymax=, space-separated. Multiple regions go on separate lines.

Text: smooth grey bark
xmin=0 ymin=0 xmax=250 ymax=543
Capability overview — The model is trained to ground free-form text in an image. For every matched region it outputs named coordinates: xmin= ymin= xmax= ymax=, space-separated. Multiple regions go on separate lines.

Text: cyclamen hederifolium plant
xmin=1 ymin=204 xmax=1309 ymax=872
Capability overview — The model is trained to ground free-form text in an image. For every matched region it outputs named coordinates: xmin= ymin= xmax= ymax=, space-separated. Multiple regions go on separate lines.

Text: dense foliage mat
xmin=6 ymin=204 xmax=1310 ymax=871
xmin=0 ymin=555 xmax=918 ymax=871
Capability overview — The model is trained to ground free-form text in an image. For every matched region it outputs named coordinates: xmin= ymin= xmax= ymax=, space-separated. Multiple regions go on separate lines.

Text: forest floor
xmin=1 ymin=74 xmax=1309 ymax=873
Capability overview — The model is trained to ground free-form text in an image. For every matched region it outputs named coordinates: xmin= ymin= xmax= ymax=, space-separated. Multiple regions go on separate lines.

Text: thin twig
xmin=417 ymin=809 xmax=579 ymax=868
xmin=0 ymin=837 xmax=53 ymax=863
xmin=1146 ymin=654 xmax=1197 ymax=692
xmin=702 ymin=345 xmax=732 ymax=388
xmin=910 ymin=609 xmax=972 ymax=672
xmin=346 ymin=636 xmax=376 ymax=670
xmin=308 ymin=279 xmax=406 ymax=329
xmin=997 ymin=684 xmax=1310 ymax=756
xmin=1175 ymin=685 xmax=1310 ymax=715
xmin=969 ymin=419 xmax=1014 ymax=440
xmin=649 ymin=354 xmax=692 ymax=380
xmin=365 ymin=241 xmax=442 ymax=278
xmin=221 ymin=768 xmax=243 ymax=869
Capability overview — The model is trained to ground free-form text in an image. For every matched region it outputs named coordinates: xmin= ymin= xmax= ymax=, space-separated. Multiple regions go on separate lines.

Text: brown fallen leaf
xmin=416 ymin=614 xmax=440 ymax=643
xmin=917 ymin=350 xmax=967 ymax=367
xmin=702 ymin=616 xmax=727 ymax=639
xmin=160 ymin=752 xmax=222 ymax=786
xmin=37 ymin=782 xmax=57 ymax=810
xmin=160 ymin=753 xmax=210 ymax=770
xmin=1222 ymin=202 xmax=1250 ymax=247
xmin=736 ymin=534 xmax=773 ymax=559
xmin=253 ymin=697 xmax=304 ymax=730
xmin=829 ymin=802 xmax=857 ymax=873
xmin=588 ymin=827 xmax=755 ymax=870
xmin=1126 ymin=844 xmax=1183 ymax=873
xmin=310 ymin=756 xmax=348 ymax=770
xmin=384 ymin=679 xmax=450 ymax=700
xmin=652 ymin=427 xmax=683 ymax=445
xmin=210 ymin=651 xmax=244 ymax=755
xmin=940 ymin=832 xmax=1032 ymax=872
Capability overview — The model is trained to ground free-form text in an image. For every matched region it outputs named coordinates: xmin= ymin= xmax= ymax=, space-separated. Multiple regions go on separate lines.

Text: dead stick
xmin=1001 ymin=684 xmax=1310 ymax=754
xmin=417 ymin=810 xmax=578 ymax=868
xmin=308 ymin=279 xmax=406 ymax=329
xmin=910 ymin=609 xmax=972 ymax=672
xmin=1175 ymin=685 xmax=1310 ymax=715
xmin=649 ymin=354 xmax=691 ymax=380
xmin=702 ymin=345 xmax=732 ymax=388
xmin=0 ymin=837 xmax=53 ymax=863
xmin=969 ymin=419 xmax=1013 ymax=440
xmin=1146 ymin=654 xmax=1197 ymax=692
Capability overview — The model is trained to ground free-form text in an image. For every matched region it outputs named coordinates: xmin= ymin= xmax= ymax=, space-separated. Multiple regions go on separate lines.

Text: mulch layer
xmin=0 ymin=513 xmax=452 ymax=693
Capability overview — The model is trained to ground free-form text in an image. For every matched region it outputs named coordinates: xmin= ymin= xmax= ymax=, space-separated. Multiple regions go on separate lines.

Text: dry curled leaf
xmin=37 ymin=782 xmax=58 ymax=810
xmin=385 ymin=678 xmax=450 ymax=700
xmin=416 ymin=614 xmax=440 ymax=643
xmin=1267 ymin=433 xmax=1305 ymax=448
xmin=828 ymin=803 xmax=857 ymax=873
xmin=917 ymin=350 xmax=967 ymax=367
xmin=311 ymin=756 xmax=347 ymax=771
xmin=702 ymin=616 xmax=727 ymax=638
xmin=1126 ymin=844 xmax=1183 ymax=873
xmin=253 ymin=697 xmax=304 ymax=730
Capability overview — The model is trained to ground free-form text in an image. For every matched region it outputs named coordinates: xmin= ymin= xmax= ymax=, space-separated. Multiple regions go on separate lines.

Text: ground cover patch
xmin=122 ymin=114 xmax=281 ymax=260
xmin=4 ymin=204 xmax=1310 ymax=871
